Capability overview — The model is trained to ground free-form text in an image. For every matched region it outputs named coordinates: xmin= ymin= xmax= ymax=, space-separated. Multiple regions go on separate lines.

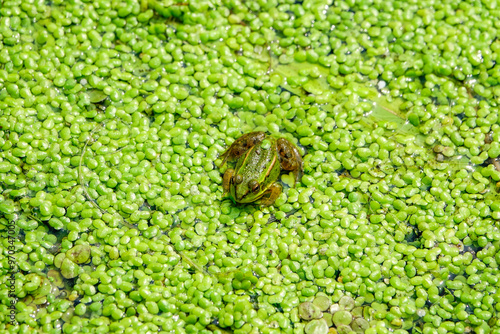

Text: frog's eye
xmin=234 ymin=175 xmax=243 ymax=184
xmin=248 ymin=180 xmax=259 ymax=192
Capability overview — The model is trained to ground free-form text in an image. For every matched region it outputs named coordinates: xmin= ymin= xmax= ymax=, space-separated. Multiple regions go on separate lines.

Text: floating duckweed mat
xmin=1 ymin=0 xmax=500 ymax=333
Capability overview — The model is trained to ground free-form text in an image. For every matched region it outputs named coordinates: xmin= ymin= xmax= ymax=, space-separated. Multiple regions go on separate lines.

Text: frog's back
xmin=233 ymin=139 xmax=281 ymax=202
xmin=240 ymin=142 xmax=279 ymax=179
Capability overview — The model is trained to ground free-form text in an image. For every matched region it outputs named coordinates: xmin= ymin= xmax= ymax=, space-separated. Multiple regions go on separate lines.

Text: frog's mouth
xmin=234 ymin=186 xmax=256 ymax=203
xmin=235 ymin=189 xmax=249 ymax=202
xmin=236 ymin=178 xmax=262 ymax=203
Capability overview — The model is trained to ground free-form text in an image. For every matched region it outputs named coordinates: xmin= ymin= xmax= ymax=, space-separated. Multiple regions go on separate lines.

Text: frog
xmin=219 ymin=131 xmax=303 ymax=206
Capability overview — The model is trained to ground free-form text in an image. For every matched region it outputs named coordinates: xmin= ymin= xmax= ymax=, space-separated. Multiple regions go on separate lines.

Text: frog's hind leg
xmin=220 ymin=131 xmax=266 ymax=166
xmin=277 ymin=138 xmax=303 ymax=184
xmin=258 ymin=183 xmax=282 ymax=206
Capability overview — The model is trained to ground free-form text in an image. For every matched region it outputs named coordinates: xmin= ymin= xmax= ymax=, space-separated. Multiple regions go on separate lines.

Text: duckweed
xmin=1 ymin=0 xmax=500 ymax=333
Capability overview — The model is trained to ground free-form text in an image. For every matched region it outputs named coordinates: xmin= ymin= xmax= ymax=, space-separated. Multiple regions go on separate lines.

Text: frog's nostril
xmin=234 ymin=175 xmax=243 ymax=184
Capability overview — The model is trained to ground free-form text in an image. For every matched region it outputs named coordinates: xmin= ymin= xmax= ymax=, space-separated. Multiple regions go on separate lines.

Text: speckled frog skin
xmin=220 ymin=132 xmax=303 ymax=205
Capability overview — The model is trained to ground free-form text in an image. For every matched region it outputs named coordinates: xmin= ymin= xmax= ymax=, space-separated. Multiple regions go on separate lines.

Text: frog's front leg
xmin=277 ymin=138 xmax=303 ymax=183
xmin=223 ymin=169 xmax=235 ymax=193
xmin=258 ymin=183 xmax=282 ymax=206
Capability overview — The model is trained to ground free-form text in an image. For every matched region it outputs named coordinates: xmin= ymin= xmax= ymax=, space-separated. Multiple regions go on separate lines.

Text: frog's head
xmin=232 ymin=174 xmax=262 ymax=203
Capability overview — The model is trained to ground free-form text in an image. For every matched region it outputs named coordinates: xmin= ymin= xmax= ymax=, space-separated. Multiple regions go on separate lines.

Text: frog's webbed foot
xmin=259 ymin=183 xmax=282 ymax=206
xmin=277 ymin=138 xmax=303 ymax=184
xmin=220 ymin=131 xmax=266 ymax=166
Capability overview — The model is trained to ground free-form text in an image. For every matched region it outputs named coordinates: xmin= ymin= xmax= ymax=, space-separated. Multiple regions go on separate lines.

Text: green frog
xmin=219 ymin=131 xmax=303 ymax=206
